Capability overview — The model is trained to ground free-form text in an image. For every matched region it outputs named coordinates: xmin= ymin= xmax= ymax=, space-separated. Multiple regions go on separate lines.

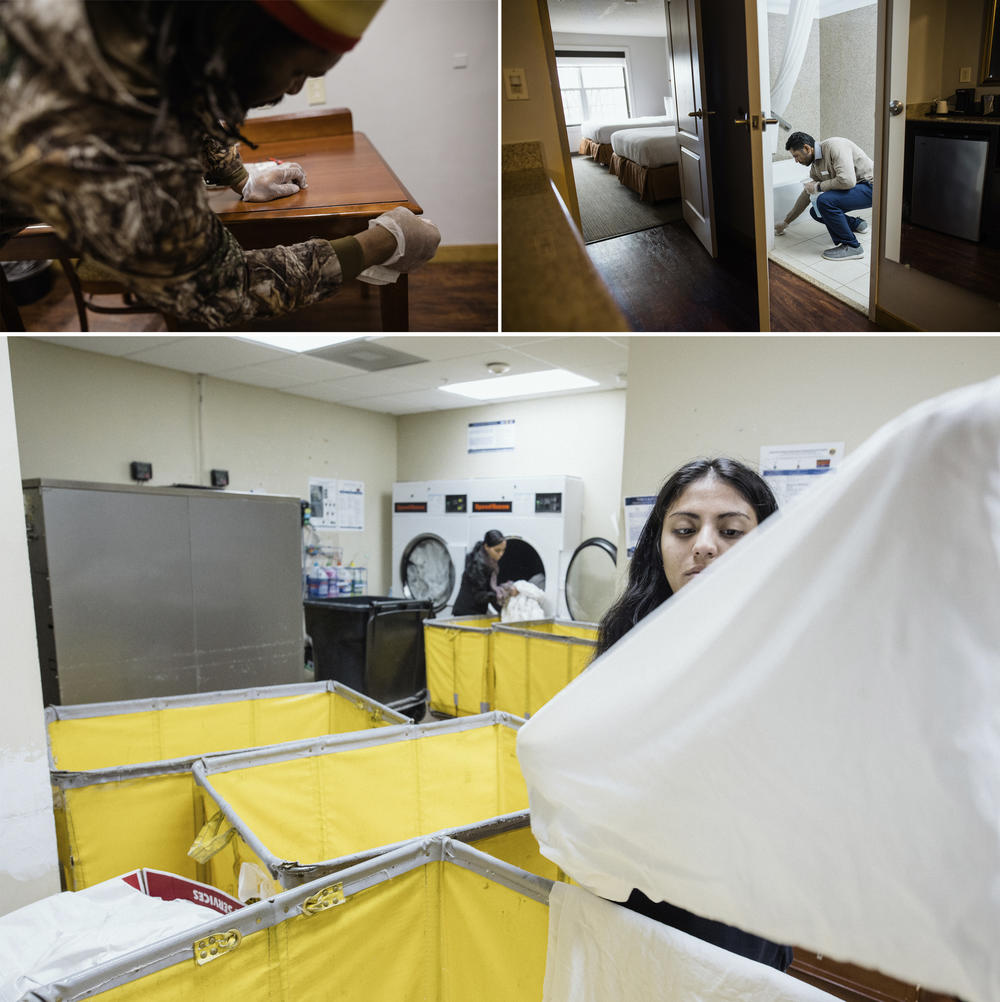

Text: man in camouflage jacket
xmin=0 ymin=0 xmax=434 ymax=328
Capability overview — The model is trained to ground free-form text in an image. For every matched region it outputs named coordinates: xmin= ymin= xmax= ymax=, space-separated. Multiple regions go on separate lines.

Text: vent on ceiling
xmin=306 ymin=340 xmax=427 ymax=371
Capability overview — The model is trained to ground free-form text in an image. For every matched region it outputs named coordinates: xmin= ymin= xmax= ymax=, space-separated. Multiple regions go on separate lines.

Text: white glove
xmin=802 ymin=179 xmax=820 ymax=195
xmin=357 ymin=207 xmax=441 ymax=286
xmin=241 ymin=161 xmax=307 ymax=202
xmin=775 ymin=221 xmax=788 ymax=235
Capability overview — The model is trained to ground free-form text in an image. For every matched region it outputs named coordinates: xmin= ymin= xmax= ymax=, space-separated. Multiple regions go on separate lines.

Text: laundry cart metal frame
xmin=19 ymin=837 xmax=554 ymax=1002
xmin=47 ymin=680 xmax=409 ymax=890
xmin=191 ymin=712 xmax=531 ymax=890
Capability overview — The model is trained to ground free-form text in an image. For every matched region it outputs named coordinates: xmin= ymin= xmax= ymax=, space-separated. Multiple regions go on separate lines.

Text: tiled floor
xmin=767 ymin=206 xmax=873 ymax=313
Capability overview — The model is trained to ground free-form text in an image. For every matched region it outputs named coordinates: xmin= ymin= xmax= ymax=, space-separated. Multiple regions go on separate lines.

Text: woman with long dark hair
xmin=452 ymin=529 xmax=518 ymax=617
xmin=597 ymin=457 xmax=778 ymax=657
xmin=598 ymin=457 xmax=790 ymax=971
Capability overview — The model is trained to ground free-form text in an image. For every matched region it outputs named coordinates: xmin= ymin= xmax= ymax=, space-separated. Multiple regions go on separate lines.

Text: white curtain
xmin=768 ymin=0 xmax=818 ymax=153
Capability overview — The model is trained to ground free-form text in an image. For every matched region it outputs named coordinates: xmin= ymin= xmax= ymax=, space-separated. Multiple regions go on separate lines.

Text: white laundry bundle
xmin=544 ymin=884 xmax=838 ymax=1002
xmin=518 ymin=377 xmax=1000 ymax=1002
xmin=501 ymin=579 xmax=548 ymax=622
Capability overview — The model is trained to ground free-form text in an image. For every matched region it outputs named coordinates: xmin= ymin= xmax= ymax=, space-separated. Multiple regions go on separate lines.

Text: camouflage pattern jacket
xmin=0 ymin=0 xmax=358 ymax=328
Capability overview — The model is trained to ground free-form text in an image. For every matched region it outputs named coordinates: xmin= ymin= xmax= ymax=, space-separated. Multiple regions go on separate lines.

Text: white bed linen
xmin=519 ymin=376 xmax=1000 ymax=1002
xmin=610 ymin=126 xmax=679 ymax=167
xmin=581 ymin=115 xmax=672 ymax=144
xmin=544 ymin=884 xmax=839 ymax=1002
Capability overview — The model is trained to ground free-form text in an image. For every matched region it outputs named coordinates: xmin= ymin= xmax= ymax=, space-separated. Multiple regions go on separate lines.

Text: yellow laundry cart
xmin=48 ymin=681 xmax=409 ymax=890
xmin=189 ymin=713 xmax=541 ymax=897
xmin=491 ymin=620 xmax=598 ymax=719
xmin=20 ymin=837 xmax=553 ymax=1002
xmin=423 ymin=614 xmax=498 ymax=716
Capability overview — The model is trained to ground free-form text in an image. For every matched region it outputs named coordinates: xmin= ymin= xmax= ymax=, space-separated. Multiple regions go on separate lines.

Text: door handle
xmin=688 ymin=109 xmax=716 ymax=119
xmin=762 ymin=117 xmax=779 ymax=131
xmin=889 ymin=99 xmax=904 ymax=116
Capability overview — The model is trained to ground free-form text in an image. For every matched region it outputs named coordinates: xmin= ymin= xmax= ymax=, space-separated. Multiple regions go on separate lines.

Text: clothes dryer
xmin=391 ymin=480 xmax=470 ymax=615
xmin=466 ymin=476 xmax=586 ymax=619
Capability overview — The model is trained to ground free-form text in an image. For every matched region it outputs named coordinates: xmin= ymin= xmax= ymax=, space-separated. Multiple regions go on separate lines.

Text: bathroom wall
xmin=768 ymin=13 xmax=821 ymax=161
xmin=820 ymin=4 xmax=878 ymax=159
xmin=769 ymin=3 xmax=877 ymax=162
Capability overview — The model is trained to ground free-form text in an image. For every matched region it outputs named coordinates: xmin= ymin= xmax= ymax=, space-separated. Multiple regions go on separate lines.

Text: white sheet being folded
xmin=582 ymin=115 xmax=673 ymax=144
xmin=610 ymin=126 xmax=679 ymax=167
xmin=544 ymin=884 xmax=838 ymax=1002
xmin=520 ymin=376 xmax=1000 ymax=1002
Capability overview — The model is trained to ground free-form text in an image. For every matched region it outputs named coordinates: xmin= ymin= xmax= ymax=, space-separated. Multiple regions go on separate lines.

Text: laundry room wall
xmin=7 ymin=339 xmax=398 ymax=592
xmin=0 ymin=340 xmax=60 ymax=917
xmin=620 ymin=336 xmax=1000 ymax=565
xmin=395 ymin=389 xmax=627 ymax=547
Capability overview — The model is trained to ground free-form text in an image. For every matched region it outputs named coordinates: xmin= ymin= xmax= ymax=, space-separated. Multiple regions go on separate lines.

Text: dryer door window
xmin=497 ymin=537 xmax=546 ymax=591
xmin=401 ymin=533 xmax=456 ymax=613
xmin=565 ymin=537 xmax=618 ymax=623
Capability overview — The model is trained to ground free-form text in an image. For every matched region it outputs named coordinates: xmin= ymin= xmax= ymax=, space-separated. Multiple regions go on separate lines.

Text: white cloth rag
xmin=543 ymin=883 xmax=838 ymax=1002
xmin=501 ymin=579 xmax=548 ymax=622
xmin=357 ymin=212 xmax=436 ymax=285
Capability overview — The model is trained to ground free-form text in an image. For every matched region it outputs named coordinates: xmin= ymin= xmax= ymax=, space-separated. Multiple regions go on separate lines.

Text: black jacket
xmin=451 ymin=547 xmax=499 ymax=616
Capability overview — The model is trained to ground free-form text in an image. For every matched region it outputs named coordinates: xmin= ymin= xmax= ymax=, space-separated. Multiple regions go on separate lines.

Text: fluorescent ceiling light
xmin=236 ymin=335 xmax=365 ymax=353
xmin=439 ymin=368 xmax=599 ymax=400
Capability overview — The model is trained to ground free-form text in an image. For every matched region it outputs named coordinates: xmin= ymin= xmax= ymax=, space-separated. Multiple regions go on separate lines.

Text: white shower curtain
xmin=768 ymin=0 xmax=818 ymax=154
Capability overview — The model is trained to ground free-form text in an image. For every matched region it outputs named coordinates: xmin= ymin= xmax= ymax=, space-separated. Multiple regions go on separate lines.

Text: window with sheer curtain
xmin=555 ymin=53 xmax=631 ymax=126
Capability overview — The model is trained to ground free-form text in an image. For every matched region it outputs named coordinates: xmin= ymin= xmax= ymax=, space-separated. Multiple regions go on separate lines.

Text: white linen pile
xmin=519 ymin=376 xmax=1000 ymax=1002
xmin=581 ymin=115 xmax=673 ymax=145
xmin=610 ymin=126 xmax=680 ymax=167
xmin=543 ymin=884 xmax=838 ymax=1002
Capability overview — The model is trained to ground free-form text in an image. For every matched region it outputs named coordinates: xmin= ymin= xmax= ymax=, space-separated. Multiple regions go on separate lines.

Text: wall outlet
xmin=453 ymin=52 xmax=468 ymax=69
xmin=306 ymin=77 xmax=326 ymax=105
xmin=960 ymin=66 xmax=972 ymax=82
xmin=504 ymin=67 xmax=529 ymax=101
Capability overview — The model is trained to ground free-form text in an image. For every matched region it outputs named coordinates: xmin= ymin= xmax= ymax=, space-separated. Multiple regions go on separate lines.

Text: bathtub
xmin=772 ymin=157 xmax=811 ymax=220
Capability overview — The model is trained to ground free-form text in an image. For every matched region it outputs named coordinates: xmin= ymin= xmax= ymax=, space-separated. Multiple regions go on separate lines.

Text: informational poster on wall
xmin=337 ymin=480 xmax=365 ymax=532
xmin=308 ymin=477 xmax=338 ymax=529
xmin=759 ymin=442 xmax=844 ymax=508
xmin=468 ymin=419 xmax=515 ymax=453
xmin=624 ymin=495 xmax=657 ymax=557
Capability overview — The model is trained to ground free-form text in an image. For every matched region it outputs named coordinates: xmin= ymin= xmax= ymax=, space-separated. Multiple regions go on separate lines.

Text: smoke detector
xmin=486 ymin=361 xmax=511 ymax=375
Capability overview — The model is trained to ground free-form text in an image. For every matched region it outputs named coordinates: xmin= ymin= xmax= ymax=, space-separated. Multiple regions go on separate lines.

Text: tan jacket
xmin=784 ymin=137 xmax=875 ymax=224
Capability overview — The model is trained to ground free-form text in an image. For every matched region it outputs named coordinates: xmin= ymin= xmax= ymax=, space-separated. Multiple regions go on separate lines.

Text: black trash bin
xmin=304 ymin=596 xmax=433 ymax=719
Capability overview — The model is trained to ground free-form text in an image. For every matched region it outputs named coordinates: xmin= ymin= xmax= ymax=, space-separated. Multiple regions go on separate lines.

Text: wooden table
xmin=0 ymin=108 xmax=421 ymax=331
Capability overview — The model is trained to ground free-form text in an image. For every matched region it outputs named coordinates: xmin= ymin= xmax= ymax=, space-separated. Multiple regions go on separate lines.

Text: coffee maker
xmin=954 ymin=88 xmax=976 ymax=114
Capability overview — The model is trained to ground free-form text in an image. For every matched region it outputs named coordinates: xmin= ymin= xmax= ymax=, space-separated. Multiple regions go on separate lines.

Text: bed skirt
xmin=579 ymin=138 xmax=614 ymax=165
xmin=610 ymin=154 xmax=681 ymax=203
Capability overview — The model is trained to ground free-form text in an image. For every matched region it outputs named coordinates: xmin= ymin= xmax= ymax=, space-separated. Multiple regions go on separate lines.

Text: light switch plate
xmin=306 ymin=77 xmax=326 ymax=105
xmin=960 ymin=66 xmax=972 ymax=82
xmin=504 ymin=67 xmax=529 ymax=100
xmin=453 ymin=52 xmax=468 ymax=69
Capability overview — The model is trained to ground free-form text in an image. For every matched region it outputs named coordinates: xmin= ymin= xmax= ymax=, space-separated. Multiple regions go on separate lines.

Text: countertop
xmin=502 ymin=141 xmax=629 ymax=333
xmin=907 ymin=109 xmax=1000 ymax=127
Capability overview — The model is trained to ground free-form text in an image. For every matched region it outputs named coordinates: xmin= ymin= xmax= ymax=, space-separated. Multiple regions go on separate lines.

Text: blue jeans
xmin=808 ymin=181 xmax=873 ymax=247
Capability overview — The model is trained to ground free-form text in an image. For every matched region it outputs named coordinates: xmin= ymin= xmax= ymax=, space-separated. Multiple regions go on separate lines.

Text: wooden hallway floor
xmin=584 ymin=221 xmax=883 ymax=332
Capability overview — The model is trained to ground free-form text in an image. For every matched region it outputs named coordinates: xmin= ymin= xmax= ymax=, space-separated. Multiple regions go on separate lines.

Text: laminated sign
xmin=518 ymin=377 xmax=1000 ymax=1002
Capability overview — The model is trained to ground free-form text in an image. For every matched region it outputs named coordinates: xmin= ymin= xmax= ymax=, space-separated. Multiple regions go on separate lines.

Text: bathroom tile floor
xmin=768 ymin=207 xmax=873 ymax=314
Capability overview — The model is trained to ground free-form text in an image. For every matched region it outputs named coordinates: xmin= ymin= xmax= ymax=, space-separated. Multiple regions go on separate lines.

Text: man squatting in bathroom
xmin=774 ymin=132 xmax=875 ymax=261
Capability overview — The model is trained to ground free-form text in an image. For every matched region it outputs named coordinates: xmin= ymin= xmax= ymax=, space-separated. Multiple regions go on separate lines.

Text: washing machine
xmin=466 ymin=475 xmax=588 ymax=619
xmin=391 ymin=480 xmax=470 ymax=615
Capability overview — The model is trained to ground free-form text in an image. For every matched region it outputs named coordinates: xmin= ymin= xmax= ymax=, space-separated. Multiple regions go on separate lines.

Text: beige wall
xmin=502 ymin=0 xmax=576 ymax=212
xmin=0 ymin=340 xmax=60 ymax=917
xmin=942 ymin=0 xmax=998 ymax=95
xmin=8 ymin=339 xmax=398 ymax=589
xmin=908 ymin=0 xmax=948 ymax=102
xmin=620 ymin=335 xmax=1000 ymax=555
xmin=396 ymin=390 xmax=627 ymax=545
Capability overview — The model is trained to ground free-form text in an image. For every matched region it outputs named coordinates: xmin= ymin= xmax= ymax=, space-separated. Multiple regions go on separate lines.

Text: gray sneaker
xmin=853 ymin=218 xmax=869 ymax=234
xmin=822 ymin=243 xmax=864 ymax=260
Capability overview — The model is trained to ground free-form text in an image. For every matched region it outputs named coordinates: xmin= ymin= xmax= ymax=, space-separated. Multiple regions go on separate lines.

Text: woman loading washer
xmin=452 ymin=529 xmax=518 ymax=617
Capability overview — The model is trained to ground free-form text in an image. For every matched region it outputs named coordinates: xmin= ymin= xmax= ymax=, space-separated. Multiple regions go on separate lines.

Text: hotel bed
xmin=608 ymin=126 xmax=681 ymax=202
xmin=578 ymin=115 xmax=673 ymax=165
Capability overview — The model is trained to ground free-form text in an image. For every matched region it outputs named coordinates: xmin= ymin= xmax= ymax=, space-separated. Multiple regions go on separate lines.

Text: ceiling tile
xmin=215 ymin=354 xmax=362 ymax=387
xmin=122 ymin=336 xmax=285 ymax=373
xmin=371 ymin=336 xmax=510 ymax=361
xmin=514 ymin=336 xmax=630 ymax=371
xmin=28 ymin=335 xmax=184 ymax=356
